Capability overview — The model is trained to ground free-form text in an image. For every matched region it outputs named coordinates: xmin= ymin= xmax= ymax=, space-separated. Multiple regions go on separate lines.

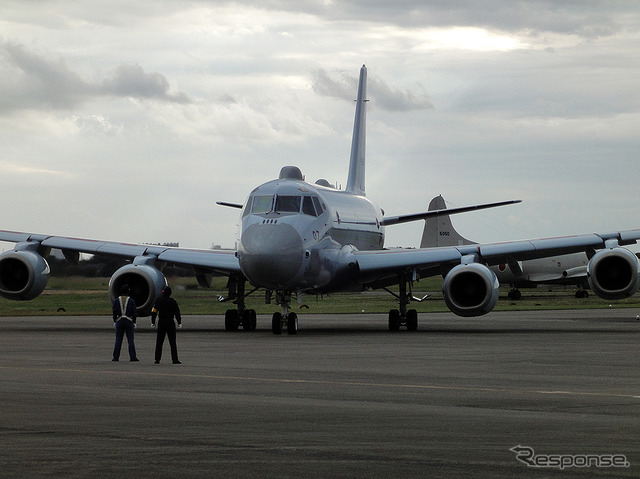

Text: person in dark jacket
xmin=151 ymin=285 xmax=182 ymax=364
xmin=112 ymin=284 xmax=138 ymax=362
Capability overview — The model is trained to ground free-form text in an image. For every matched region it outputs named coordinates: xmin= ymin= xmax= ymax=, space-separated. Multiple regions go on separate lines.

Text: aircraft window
xmin=274 ymin=195 xmax=301 ymax=213
xmin=242 ymin=198 xmax=252 ymax=217
xmin=312 ymin=196 xmax=324 ymax=215
xmin=302 ymin=196 xmax=317 ymax=216
xmin=250 ymin=195 xmax=273 ymax=214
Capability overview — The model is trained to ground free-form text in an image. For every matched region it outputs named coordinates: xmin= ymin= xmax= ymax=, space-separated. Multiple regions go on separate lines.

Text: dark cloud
xmin=0 ymin=41 xmax=90 ymax=110
xmin=312 ymin=68 xmax=433 ymax=112
xmin=0 ymin=41 xmax=191 ymax=112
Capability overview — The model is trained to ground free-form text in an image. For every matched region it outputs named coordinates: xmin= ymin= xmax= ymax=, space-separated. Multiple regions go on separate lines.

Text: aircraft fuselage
xmin=237 ymin=170 xmax=383 ymax=293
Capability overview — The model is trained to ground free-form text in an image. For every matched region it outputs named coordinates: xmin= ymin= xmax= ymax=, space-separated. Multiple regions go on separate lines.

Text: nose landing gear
xmin=270 ymin=291 xmax=298 ymax=335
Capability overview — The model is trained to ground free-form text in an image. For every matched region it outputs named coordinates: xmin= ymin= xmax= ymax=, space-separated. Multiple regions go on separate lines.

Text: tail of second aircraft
xmin=420 ymin=195 xmax=477 ymax=248
xmin=345 ymin=65 xmax=367 ymax=196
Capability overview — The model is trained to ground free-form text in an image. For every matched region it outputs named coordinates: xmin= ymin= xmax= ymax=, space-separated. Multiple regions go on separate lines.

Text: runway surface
xmin=1 ymin=309 xmax=639 ymax=478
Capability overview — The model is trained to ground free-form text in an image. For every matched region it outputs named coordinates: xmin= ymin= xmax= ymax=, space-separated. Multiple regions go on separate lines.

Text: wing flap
xmin=158 ymin=248 xmax=239 ymax=272
xmin=354 ymin=247 xmax=463 ymax=275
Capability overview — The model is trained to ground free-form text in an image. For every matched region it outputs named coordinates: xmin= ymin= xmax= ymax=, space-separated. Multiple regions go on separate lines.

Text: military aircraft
xmin=0 ymin=65 xmax=639 ymax=334
xmin=421 ymin=195 xmax=591 ymax=299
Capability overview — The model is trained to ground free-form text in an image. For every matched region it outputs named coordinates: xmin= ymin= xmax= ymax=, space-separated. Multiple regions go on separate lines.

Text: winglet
xmin=346 ymin=65 xmax=367 ymax=196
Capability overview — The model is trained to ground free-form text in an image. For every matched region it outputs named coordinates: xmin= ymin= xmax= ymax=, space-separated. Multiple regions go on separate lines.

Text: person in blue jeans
xmin=112 ymin=284 xmax=139 ymax=362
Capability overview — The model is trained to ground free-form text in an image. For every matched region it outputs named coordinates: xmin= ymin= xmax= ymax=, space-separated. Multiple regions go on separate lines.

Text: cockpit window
xmin=312 ymin=196 xmax=324 ymax=215
xmin=274 ymin=195 xmax=301 ymax=213
xmin=250 ymin=195 xmax=273 ymax=214
xmin=302 ymin=196 xmax=317 ymax=216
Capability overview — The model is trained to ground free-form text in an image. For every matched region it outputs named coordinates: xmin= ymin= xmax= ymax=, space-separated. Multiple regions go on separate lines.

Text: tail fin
xmin=345 ymin=65 xmax=367 ymax=196
xmin=420 ymin=195 xmax=477 ymax=248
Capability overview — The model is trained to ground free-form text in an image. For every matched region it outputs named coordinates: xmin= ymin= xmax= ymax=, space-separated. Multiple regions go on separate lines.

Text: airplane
xmin=0 ymin=64 xmax=639 ymax=334
xmin=421 ymin=195 xmax=591 ymax=299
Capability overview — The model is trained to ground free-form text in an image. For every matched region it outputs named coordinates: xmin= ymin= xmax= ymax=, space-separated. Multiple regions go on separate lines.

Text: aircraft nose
xmin=239 ymin=223 xmax=304 ymax=288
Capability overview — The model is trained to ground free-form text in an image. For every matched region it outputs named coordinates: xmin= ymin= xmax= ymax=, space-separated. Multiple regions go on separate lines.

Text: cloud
xmin=312 ymin=68 xmax=433 ymax=111
xmin=0 ymin=41 xmax=191 ymax=112
xmin=258 ymin=1 xmax=630 ymax=38
xmin=100 ymin=64 xmax=191 ymax=103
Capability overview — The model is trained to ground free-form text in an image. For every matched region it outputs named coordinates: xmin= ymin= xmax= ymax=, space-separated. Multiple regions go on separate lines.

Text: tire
xmin=406 ymin=309 xmax=418 ymax=331
xmin=248 ymin=309 xmax=257 ymax=331
xmin=388 ymin=309 xmax=401 ymax=331
xmin=272 ymin=312 xmax=282 ymax=335
xmin=287 ymin=313 xmax=298 ymax=335
xmin=225 ymin=309 xmax=240 ymax=331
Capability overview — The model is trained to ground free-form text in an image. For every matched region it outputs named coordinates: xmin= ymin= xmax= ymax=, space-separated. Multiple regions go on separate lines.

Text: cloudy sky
xmin=1 ymin=1 xmax=639 ymax=251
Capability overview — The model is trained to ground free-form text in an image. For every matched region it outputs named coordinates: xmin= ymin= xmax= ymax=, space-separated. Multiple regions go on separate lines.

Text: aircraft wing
xmin=0 ymin=230 xmax=241 ymax=274
xmin=352 ymin=229 xmax=640 ymax=281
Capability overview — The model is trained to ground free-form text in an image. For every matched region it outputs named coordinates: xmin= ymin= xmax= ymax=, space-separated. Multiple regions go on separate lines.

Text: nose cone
xmin=239 ymin=223 xmax=304 ymax=288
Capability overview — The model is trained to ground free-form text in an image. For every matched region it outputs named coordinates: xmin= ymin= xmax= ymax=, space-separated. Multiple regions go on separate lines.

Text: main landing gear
xmin=384 ymin=273 xmax=419 ymax=332
xmin=223 ymin=276 xmax=258 ymax=332
xmin=269 ymin=291 xmax=298 ymax=335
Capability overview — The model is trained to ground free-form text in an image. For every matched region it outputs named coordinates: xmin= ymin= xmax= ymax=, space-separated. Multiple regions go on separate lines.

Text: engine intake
xmin=442 ymin=262 xmax=499 ymax=317
xmin=587 ymin=247 xmax=640 ymax=300
xmin=109 ymin=263 xmax=167 ymax=316
xmin=0 ymin=250 xmax=50 ymax=300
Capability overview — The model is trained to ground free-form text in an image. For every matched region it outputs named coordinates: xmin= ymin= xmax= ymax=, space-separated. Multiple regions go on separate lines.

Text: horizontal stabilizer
xmin=381 ymin=199 xmax=521 ymax=227
xmin=216 ymin=201 xmax=243 ymax=209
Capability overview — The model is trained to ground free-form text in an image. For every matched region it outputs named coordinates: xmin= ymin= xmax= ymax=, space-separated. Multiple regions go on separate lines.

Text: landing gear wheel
xmin=287 ymin=312 xmax=298 ymax=335
xmin=225 ymin=309 xmax=240 ymax=331
xmin=242 ymin=309 xmax=257 ymax=331
xmin=406 ymin=309 xmax=418 ymax=331
xmin=508 ymin=289 xmax=522 ymax=300
xmin=388 ymin=309 xmax=401 ymax=331
xmin=272 ymin=312 xmax=283 ymax=335
xmin=575 ymin=290 xmax=589 ymax=298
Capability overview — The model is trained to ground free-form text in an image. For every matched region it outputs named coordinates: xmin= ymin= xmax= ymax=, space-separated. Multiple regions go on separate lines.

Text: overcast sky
xmin=1 ymin=1 xmax=639 ymax=251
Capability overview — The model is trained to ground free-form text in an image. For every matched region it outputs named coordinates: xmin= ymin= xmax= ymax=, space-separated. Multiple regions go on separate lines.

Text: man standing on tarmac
xmin=112 ymin=284 xmax=139 ymax=362
xmin=151 ymin=285 xmax=182 ymax=364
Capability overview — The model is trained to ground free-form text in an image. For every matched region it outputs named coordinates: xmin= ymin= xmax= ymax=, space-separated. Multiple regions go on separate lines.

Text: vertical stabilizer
xmin=346 ymin=65 xmax=367 ymax=195
xmin=420 ymin=196 xmax=477 ymax=248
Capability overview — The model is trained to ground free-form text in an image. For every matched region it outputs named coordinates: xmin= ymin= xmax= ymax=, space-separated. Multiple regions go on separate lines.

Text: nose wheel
xmin=272 ymin=312 xmax=298 ymax=335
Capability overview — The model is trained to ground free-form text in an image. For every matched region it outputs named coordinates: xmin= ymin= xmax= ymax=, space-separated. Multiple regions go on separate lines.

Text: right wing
xmin=0 ymin=230 xmax=241 ymax=314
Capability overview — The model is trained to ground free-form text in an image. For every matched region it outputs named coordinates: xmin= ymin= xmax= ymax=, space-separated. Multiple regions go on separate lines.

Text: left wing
xmin=350 ymin=229 xmax=640 ymax=316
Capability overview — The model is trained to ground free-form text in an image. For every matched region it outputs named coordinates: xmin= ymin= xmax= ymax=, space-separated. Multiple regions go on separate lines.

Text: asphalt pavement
xmin=1 ymin=310 xmax=639 ymax=478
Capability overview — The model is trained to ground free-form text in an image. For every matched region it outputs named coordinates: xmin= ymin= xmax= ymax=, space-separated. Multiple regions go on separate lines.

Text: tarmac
xmin=1 ymin=309 xmax=639 ymax=478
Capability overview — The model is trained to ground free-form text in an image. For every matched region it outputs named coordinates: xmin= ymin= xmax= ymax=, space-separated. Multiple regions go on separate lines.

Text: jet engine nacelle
xmin=587 ymin=247 xmax=640 ymax=300
xmin=442 ymin=262 xmax=499 ymax=317
xmin=108 ymin=264 xmax=167 ymax=316
xmin=0 ymin=250 xmax=50 ymax=300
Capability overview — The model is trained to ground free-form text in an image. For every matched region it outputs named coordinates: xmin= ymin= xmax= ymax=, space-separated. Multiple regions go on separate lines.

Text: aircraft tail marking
xmin=346 ymin=64 xmax=367 ymax=196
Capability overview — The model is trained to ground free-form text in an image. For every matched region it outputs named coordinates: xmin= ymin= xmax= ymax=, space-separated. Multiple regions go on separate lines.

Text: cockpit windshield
xmin=245 ymin=194 xmax=325 ymax=217
xmin=250 ymin=195 xmax=273 ymax=214
xmin=274 ymin=195 xmax=301 ymax=213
